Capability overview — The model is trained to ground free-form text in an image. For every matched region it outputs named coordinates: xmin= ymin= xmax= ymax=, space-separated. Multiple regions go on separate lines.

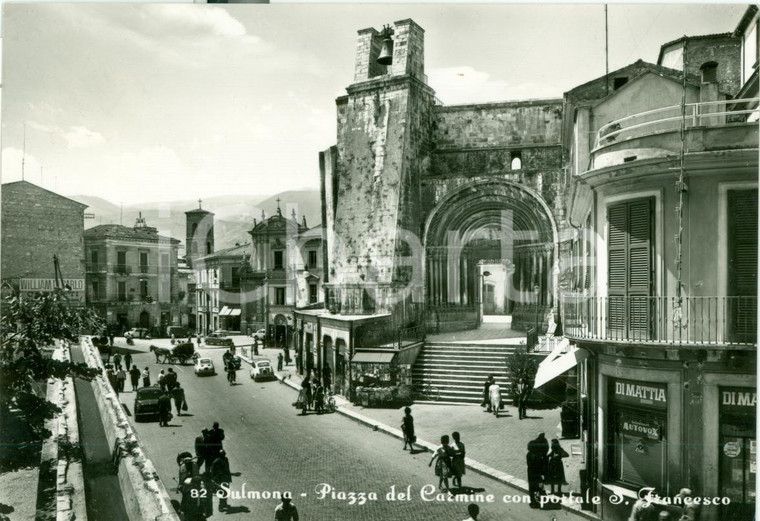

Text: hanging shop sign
xmin=610 ymin=378 xmax=667 ymax=408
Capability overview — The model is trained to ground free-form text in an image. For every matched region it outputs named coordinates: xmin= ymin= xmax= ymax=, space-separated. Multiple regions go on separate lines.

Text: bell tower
xmin=185 ymin=199 xmax=215 ymax=269
xmin=321 ymin=19 xmax=435 ymax=323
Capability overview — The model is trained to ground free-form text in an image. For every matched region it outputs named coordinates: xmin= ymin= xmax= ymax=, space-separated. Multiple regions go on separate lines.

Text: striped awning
xmin=351 ymin=351 xmax=396 ymax=364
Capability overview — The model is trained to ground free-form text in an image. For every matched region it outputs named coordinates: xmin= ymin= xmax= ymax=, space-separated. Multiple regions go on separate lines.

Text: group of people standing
xmin=296 ymin=373 xmax=329 ymax=414
xmin=526 ymin=432 xmax=569 ymax=508
xmin=179 ymin=422 xmax=231 ymax=519
xmin=429 ymin=431 xmax=467 ymax=492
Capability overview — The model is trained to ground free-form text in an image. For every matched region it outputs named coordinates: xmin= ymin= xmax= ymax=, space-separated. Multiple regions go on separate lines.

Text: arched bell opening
xmin=423 ymin=180 xmax=557 ymax=332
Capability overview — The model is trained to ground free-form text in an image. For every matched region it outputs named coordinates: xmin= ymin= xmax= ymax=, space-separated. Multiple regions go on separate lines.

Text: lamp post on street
xmin=534 ymin=283 xmax=541 ymax=335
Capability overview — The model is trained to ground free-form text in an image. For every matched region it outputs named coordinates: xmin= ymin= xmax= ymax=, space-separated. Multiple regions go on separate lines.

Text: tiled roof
xmin=2 ymin=181 xmax=89 ymax=209
xmin=195 ymin=243 xmax=250 ymax=262
xmin=84 ymin=224 xmax=180 ymax=244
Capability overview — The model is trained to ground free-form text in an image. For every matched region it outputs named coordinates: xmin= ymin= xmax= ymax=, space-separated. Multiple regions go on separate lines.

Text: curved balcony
xmin=588 ymin=98 xmax=759 ymax=172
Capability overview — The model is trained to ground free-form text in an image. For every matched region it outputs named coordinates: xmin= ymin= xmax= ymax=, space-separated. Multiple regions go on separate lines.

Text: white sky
xmin=0 ymin=3 xmax=749 ymax=205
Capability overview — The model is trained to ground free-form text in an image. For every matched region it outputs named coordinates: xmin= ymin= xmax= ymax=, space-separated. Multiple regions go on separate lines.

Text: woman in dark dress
xmin=450 ymin=431 xmax=466 ymax=488
xmin=545 ymin=438 xmax=569 ymax=495
xmin=402 ymin=407 xmax=417 ymax=451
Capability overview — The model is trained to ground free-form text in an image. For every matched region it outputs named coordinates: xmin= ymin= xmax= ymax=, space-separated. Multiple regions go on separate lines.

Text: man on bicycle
xmin=226 ymin=359 xmax=237 ymax=385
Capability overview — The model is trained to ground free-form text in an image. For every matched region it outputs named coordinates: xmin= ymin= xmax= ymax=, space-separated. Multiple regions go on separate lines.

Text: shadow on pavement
xmin=224 ymin=505 xmax=250 ymax=514
xmin=450 ymin=486 xmax=486 ymax=495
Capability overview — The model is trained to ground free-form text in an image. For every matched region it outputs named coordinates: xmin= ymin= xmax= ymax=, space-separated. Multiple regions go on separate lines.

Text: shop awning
xmin=229 ymin=308 xmax=241 ymax=316
xmin=219 ymin=306 xmax=231 ymax=316
xmin=351 ymin=351 xmax=396 ymax=364
xmin=533 ymin=340 xmax=589 ymax=389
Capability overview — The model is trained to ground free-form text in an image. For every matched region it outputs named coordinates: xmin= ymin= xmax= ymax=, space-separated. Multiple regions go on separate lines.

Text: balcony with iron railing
xmin=588 ymin=98 xmax=759 ymax=171
xmin=113 ymin=264 xmax=132 ymax=275
xmin=561 ymin=294 xmax=757 ymax=347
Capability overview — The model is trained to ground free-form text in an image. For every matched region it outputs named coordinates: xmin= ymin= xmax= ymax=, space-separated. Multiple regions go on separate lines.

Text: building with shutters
xmin=84 ymin=213 xmax=183 ymax=334
xmin=560 ymin=7 xmax=758 ymax=521
xmin=193 ymin=242 xmax=249 ymax=334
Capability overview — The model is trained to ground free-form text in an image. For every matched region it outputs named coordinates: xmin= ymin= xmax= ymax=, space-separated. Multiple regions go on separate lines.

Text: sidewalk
xmin=236 ymin=339 xmax=596 ymax=521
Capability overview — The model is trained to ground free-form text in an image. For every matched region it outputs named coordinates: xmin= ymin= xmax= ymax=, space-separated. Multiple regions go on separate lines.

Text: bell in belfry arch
xmin=377 ymin=25 xmax=394 ymax=66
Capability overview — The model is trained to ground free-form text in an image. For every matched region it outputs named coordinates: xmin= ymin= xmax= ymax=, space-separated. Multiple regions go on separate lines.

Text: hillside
xmin=72 ymin=189 xmax=321 ymax=251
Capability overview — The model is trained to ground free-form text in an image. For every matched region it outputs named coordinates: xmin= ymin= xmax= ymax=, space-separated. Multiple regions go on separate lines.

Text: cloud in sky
xmin=147 ymin=5 xmax=247 ymax=39
xmin=428 ymin=66 xmax=563 ymax=105
xmin=63 ymin=127 xmax=106 ymax=149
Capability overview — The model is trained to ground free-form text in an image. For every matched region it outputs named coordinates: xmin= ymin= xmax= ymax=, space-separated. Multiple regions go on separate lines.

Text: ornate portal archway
xmin=423 ymin=180 xmax=557 ymax=328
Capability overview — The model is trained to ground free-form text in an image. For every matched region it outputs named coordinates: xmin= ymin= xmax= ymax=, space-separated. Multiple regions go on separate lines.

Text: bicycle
xmin=412 ymin=381 xmax=440 ymax=402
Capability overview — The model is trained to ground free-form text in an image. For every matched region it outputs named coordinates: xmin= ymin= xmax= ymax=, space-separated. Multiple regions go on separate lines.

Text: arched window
xmin=511 ymin=152 xmax=522 ymax=171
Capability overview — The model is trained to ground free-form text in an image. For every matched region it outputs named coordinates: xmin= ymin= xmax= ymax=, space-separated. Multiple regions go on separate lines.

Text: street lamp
xmin=478 ymin=270 xmax=491 ymax=326
xmin=534 ymin=283 xmax=541 ymax=335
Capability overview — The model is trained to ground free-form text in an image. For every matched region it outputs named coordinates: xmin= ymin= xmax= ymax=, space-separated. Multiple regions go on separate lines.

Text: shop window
xmin=274 ymin=250 xmax=284 ymax=270
xmin=719 ymin=387 xmax=757 ymax=519
xmin=607 ymin=379 xmax=668 ymax=491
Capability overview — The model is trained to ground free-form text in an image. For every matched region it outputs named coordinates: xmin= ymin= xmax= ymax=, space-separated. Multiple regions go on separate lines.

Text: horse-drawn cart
xmin=150 ymin=342 xmax=196 ymax=365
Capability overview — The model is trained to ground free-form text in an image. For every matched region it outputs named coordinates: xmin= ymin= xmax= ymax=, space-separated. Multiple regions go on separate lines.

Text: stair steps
xmin=411 ymin=342 xmax=524 ymax=404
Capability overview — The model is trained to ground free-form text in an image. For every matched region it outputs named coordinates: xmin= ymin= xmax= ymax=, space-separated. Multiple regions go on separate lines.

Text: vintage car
xmin=194 ymin=357 xmax=215 ymax=376
xmin=125 ymin=328 xmax=152 ymax=339
xmin=252 ymin=328 xmax=266 ymax=342
xmin=250 ymin=359 xmax=276 ymax=381
xmin=134 ymin=386 xmax=163 ymax=420
xmin=204 ymin=333 xmax=234 ymax=347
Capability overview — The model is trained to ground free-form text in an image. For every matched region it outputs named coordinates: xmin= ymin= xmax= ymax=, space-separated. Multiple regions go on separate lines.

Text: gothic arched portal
xmin=423 ymin=180 xmax=557 ymax=326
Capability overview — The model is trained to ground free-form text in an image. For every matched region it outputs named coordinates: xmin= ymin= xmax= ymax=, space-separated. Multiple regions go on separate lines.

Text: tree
xmin=0 ymin=291 xmax=103 ymax=465
xmin=504 ymin=347 xmax=540 ymax=405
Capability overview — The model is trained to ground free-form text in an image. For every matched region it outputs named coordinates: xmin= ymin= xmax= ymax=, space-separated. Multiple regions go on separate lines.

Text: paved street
xmin=113 ymin=338 xmax=586 ymax=521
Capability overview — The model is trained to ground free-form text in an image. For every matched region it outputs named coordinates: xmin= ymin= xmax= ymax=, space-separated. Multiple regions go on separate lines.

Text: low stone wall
xmin=80 ymin=337 xmax=179 ymax=521
xmin=40 ymin=343 xmax=87 ymax=521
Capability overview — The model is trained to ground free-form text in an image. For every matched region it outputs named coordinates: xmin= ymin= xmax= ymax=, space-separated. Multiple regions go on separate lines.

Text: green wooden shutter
xmin=728 ymin=189 xmax=758 ymax=343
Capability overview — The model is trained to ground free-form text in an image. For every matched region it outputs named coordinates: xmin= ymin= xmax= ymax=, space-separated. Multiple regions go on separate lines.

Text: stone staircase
xmin=411 ymin=342 xmax=522 ymax=403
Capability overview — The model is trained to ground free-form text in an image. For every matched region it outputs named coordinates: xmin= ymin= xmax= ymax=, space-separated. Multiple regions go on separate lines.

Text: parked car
xmin=250 ymin=359 xmax=276 ymax=381
xmin=125 ymin=328 xmax=151 ymax=339
xmin=205 ymin=333 xmax=234 ymax=347
xmin=252 ymin=329 xmax=266 ymax=342
xmin=134 ymin=386 xmax=163 ymax=420
xmin=194 ymin=358 xmax=215 ymax=376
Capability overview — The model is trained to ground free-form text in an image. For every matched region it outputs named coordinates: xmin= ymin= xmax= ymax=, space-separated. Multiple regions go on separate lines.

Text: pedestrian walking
xmin=526 ymin=443 xmax=543 ymax=508
xmin=158 ymin=370 xmax=166 ymax=391
xmin=274 ymin=494 xmax=299 ymax=521
xmin=253 ymin=338 xmax=259 ymax=356
xmin=301 ymin=380 xmax=311 ymax=414
xmin=516 ymin=378 xmax=529 ymax=419
xmin=481 ymin=375 xmax=495 ymax=412
xmin=627 ymin=488 xmax=658 ymax=521
xmin=113 ymin=352 xmax=122 ymax=371
xmin=451 ymin=431 xmax=466 ymax=488
xmin=295 ymin=351 xmax=301 ymax=373
xmin=116 ymin=367 xmax=127 ymax=393
xmin=195 ymin=429 xmax=210 ymax=473
xmin=401 ymin=407 xmax=417 ymax=452
xmin=106 ymin=367 xmax=118 ymax=396
xmin=463 ymin=503 xmax=480 ymax=521
xmin=208 ymin=422 xmax=225 ymax=461
xmin=429 ymin=435 xmax=455 ymax=492
xmin=109 ymin=333 xmax=115 ymax=347
xmin=124 ymin=352 xmax=133 ymax=372
xmin=129 ymin=365 xmax=140 ymax=391
xmin=277 ymin=352 xmax=283 ymax=372
xmin=322 ymin=362 xmax=332 ymax=390
xmin=142 ymin=367 xmax=151 ymax=388
xmin=210 ymin=450 xmax=232 ymax=512
xmin=674 ymin=488 xmax=699 ymax=521
xmin=165 ymin=367 xmax=178 ymax=392
xmin=489 ymin=380 xmax=502 ymax=417
xmin=531 ymin=432 xmax=549 ymax=476
xmin=546 ymin=438 xmax=569 ymax=495
xmin=172 ymin=383 xmax=187 ymax=416
xmin=158 ymin=392 xmax=172 ymax=427
xmin=314 ymin=381 xmax=325 ymax=414
xmin=282 ymin=346 xmax=291 ymax=365
xmin=181 ymin=475 xmax=210 ymax=521
xmin=171 ymin=334 xmax=176 ymax=345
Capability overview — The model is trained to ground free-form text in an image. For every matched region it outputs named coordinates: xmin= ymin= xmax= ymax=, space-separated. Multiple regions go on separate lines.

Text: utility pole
xmin=605 ymin=4 xmax=609 ymax=96
xmin=21 ymin=124 xmax=26 ymax=181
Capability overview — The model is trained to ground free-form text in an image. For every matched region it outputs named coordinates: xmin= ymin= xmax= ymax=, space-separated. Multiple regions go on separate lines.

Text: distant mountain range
xmin=71 ymin=189 xmax=322 ymax=252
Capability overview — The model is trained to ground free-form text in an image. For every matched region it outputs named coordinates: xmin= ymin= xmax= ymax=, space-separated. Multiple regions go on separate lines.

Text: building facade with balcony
xmin=193 ymin=243 xmax=249 ymax=335
xmin=561 ymin=9 xmax=757 ymax=521
xmin=245 ymin=204 xmax=324 ymax=347
xmin=84 ymin=214 xmax=182 ymax=334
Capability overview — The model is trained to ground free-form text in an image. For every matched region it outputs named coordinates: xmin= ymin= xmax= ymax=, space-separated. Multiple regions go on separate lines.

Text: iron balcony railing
xmin=561 ymin=294 xmax=757 ymax=346
xmin=113 ymin=264 xmax=132 ymax=275
xmin=355 ymin=325 xmax=426 ymax=349
xmin=593 ymin=97 xmax=760 ymax=150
